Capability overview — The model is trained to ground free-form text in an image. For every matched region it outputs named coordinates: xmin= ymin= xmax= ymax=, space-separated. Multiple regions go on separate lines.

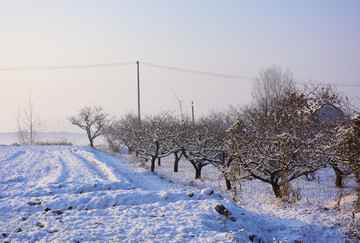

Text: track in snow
xmin=0 ymin=146 xmax=260 ymax=242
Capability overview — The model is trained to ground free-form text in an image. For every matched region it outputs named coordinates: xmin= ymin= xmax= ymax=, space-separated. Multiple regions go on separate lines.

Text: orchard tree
xmin=335 ymin=114 xmax=360 ymax=171
xmin=227 ymin=67 xmax=322 ymax=199
xmin=227 ymin=116 xmax=319 ymax=199
xmin=113 ymin=112 xmax=179 ymax=172
xmin=309 ymin=85 xmax=352 ymax=187
xmin=103 ymin=119 xmax=123 ymax=152
xmin=327 ymin=114 xmax=360 ymax=188
xmin=111 ymin=113 xmax=141 ymax=154
xmin=174 ymin=122 xmax=212 ymax=179
xmin=173 ymin=111 xmax=234 ymax=181
xmin=69 ymin=105 xmax=109 ymax=147
xmin=140 ymin=112 xmax=180 ymax=172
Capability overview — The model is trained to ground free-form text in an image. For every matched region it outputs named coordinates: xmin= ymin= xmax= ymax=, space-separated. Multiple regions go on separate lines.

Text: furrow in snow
xmin=73 ymin=149 xmax=118 ymax=182
xmin=87 ymin=148 xmax=175 ymax=192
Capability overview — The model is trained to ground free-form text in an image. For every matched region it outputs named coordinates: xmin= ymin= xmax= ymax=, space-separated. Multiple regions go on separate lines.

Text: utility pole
xmin=137 ymin=61 xmax=141 ymax=122
xmin=191 ymin=101 xmax=195 ymax=125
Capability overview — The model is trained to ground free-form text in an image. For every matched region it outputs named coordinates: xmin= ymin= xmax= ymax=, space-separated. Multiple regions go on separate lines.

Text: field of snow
xmin=0 ymin=145 xmax=358 ymax=242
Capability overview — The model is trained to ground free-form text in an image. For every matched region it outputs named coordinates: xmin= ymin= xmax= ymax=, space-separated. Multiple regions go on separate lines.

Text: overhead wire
xmin=141 ymin=62 xmax=255 ymax=81
xmin=0 ymin=62 xmax=135 ymax=71
xmin=141 ymin=62 xmax=360 ymax=88
xmin=0 ymin=60 xmax=359 ymax=88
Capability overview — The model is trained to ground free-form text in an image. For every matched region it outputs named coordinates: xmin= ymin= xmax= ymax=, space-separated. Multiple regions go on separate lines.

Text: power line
xmin=0 ymin=60 xmax=359 ymax=88
xmin=0 ymin=62 xmax=135 ymax=71
xmin=141 ymin=62 xmax=255 ymax=81
xmin=141 ymin=62 xmax=360 ymax=87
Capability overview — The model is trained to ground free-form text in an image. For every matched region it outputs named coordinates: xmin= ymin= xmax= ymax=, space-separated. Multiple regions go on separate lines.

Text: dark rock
xmin=249 ymin=234 xmax=263 ymax=242
xmin=36 ymin=222 xmax=45 ymax=228
xmin=215 ymin=204 xmax=231 ymax=218
xmin=52 ymin=210 xmax=63 ymax=215
xmin=28 ymin=201 xmax=42 ymax=206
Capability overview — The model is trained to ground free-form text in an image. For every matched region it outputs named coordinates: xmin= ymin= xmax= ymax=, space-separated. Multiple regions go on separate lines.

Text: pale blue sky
xmin=0 ymin=0 xmax=359 ymax=132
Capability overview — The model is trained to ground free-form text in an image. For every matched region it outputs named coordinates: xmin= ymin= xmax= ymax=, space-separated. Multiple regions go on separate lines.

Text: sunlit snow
xmin=0 ymin=145 xmax=356 ymax=242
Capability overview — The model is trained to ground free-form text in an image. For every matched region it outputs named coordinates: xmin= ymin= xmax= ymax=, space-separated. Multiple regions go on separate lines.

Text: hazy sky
xmin=0 ymin=0 xmax=359 ymax=132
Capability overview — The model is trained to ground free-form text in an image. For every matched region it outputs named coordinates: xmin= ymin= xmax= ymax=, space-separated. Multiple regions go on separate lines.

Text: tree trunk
xmin=222 ymin=170 xmax=232 ymax=191
xmin=151 ymin=157 xmax=156 ymax=172
xmin=225 ymin=178 xmax=232 ymax=191
xmin=173 ymin=152 xmax=181 ymax=172
xmin=355 ymin=166 xmax=360 ymax=185
xmin=333 ymin=166 xmax=343 ymax=188
xmin=195 ymin=167 xmax=202 ymax=179
xmin=189 ymin=160 xmax=203 ymax=179
xmin=128 ymin=147 xmax=133 ymax=154
xmin=271 ymin=182 xmax=282 ymax=198
xmin=87 ymin=129 xmax=94 ymax=147
xmin=151 ymin=140 xmax=159 ymax=171
xmin=355 ymin=166 xmax=360 ymax=212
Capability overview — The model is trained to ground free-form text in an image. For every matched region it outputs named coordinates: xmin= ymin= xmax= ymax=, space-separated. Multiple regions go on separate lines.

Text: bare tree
xmin=227 ymin=67 xmax=322 ymax=199
xmin=68 ymin=105 xmax=109 ymax=147
xmin=111 ymin=113 xmax=141 ymax=154
xmin=16 ymin=95 xmax=42 ymax=144
xmin=175 ymin=123 xmax=212 ymax=179
xmin=251 ymin=65 xmax=294 ymax=115
xmin=172 ymin=111 xmax=234 ymax=180
xmin=308 ymin=84 xmax=352 ymax=188
xmin=227 ymin=113 xmax=319 ymax=199
xmin=16 ymin=103 xmax=27 ymax=144
xmin=327 ymin=114 xmax=360 ymax=190
xmin=112 ymin=112 xmax=180 ymax=172
xmin=103 ymin=119 xmax=123 ymax=152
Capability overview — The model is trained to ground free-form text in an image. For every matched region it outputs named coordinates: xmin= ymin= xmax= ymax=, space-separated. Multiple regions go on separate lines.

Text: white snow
xmin=0 ymin=145 xmax=357 ymax=242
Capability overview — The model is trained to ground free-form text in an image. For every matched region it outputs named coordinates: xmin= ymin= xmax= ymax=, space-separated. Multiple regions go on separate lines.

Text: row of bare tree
xmin=104 ymin=111 xmax=233 ymax=180
xmin=69 ymin=66 xmax=359 ymax=200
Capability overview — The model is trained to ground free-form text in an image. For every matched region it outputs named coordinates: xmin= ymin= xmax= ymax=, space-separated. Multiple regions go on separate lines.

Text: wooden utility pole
xmin=192 ymin=101 xmax=195 ymax=125
xmin=137 ymin=61 xmax=141 ymax=121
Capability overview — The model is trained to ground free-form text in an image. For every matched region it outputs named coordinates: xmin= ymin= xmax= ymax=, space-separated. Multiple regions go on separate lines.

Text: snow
xmin=138 ymin=152 xmax=358 ymax=242
xmin=0 ymin=145 xmax=356 ymax=242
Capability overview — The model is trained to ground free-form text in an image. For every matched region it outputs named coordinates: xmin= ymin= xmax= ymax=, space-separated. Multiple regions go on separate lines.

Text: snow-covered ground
xmin=125 ymin=150 xmax=360 ymax=242
xmin=0 ymin=145 xmax=358 ymax=242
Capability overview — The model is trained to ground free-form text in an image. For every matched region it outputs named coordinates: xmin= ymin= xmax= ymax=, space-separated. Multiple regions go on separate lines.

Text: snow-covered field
xmin=0 ymin=145 xmax=358 ymax=242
